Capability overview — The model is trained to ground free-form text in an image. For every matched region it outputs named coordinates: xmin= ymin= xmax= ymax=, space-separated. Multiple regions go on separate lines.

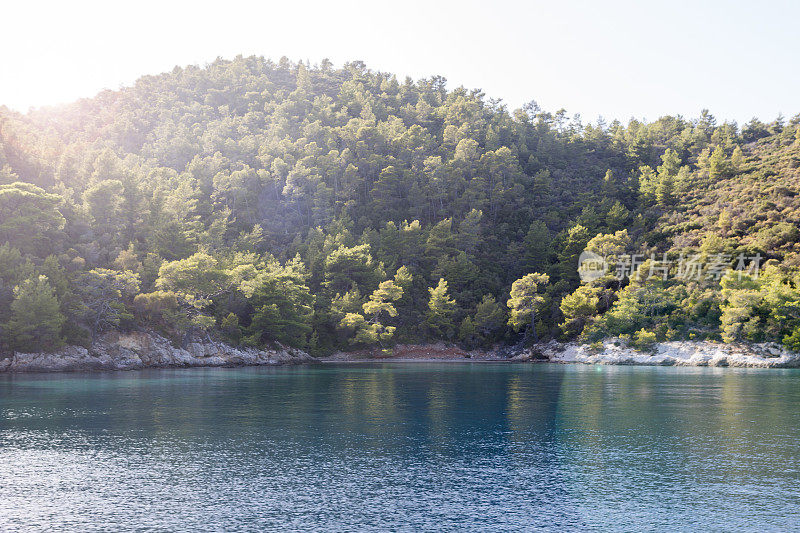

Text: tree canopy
xmin=0 ymin=56 xmax=798 ymax=354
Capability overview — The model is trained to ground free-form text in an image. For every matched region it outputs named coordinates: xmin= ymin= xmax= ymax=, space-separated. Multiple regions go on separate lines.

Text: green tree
xmin=323 ymin=244 xmax=382 ymax=296
xmin=584 ymin=229 xmax=631 ymax=259
xmin=605 ymin=201 xmax=630 ymax=231
xmin=339 ymin=267 xmax=409 ymax=347
xmin=472 ymin=294 xmax=506 ymax=343
xmin=708 ymin=146 xmax=729 ymax=179
xmin=556 ymin=225 xmax=591 ymax=285
xmin=521 ymin=221 xmax=552 ymax=274
xmin=559 ymin=285 xmax=600 ymax=338
xmin=425 ymin=218 xmax=456 ymax=261
xmin=730 ymin=145 xmax=744 ymax=171
xmin=156 ymin=252 xmax=231 ymax=308
xmin=238 ymin=256 xmax=315 ymax=347
xmin=0 ymin=182 xmax=65 ymax=256
xmin=75 ymin=269 xmax=141 ymax=336
xmin=507 ymin=272 xmax=550 ymax=343
xmin=4 ymin=275 xmax=65 ymax=352
xmin=83 ymin=179 xmax=124 ymax=241
xmin=133 ymin=290 xmax=181 ymax=328
xmin=458 ymin=316 xmax=477 ymax=346
xmin=598 ymin=273 xmax=676 ymax=339
xmin=426 ymin=278 xmax=457 ymax=339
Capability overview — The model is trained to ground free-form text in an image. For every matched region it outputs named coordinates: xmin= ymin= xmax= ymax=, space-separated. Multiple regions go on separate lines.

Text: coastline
xmin=538 ymin=339 xmax=800 ymax=368
xmin=0 ymin=330 xmax=316 ymax=373
xmin=326 ymin=340 xmax=800 ymax=368
xmin=326 ymin=343 xmax=509 ymax=362
xmin=3 ymin=334 xmax=799 ymax=373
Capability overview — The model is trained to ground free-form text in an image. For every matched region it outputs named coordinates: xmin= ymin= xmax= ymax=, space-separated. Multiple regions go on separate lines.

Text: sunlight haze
xmin=3 ymin=0 xmax=799 ymax=123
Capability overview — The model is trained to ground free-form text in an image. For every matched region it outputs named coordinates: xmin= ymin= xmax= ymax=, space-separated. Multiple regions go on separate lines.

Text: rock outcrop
xmin=531 ymin=338 xmax=800 ymax=368
xmin=12 ymin=333 xmax=797 ymax=372
xmin=0 ymin=330 xmax=317 ymax=373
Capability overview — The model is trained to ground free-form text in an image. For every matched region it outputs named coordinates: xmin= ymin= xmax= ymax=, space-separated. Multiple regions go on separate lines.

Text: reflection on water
xmin=1 ymin=363 xmax=799 ymax=531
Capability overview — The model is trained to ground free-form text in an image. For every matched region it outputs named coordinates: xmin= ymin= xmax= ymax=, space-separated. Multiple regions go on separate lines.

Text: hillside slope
xmin=0 ymin=56 xmax=798 ymax=355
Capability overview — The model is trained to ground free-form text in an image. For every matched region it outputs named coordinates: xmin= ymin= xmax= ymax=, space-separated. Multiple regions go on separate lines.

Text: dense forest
xmin=1 ymin=55 xmax=799 ymax=355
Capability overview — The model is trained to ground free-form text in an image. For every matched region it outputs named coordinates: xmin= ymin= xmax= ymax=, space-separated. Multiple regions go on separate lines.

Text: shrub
xmin=133 ymin=290 xmax=179 ymax=323
xmin=632 ymin=329 xmax=658 ymax=352
xmin=221 ymin=312 xmax=242 ymax=343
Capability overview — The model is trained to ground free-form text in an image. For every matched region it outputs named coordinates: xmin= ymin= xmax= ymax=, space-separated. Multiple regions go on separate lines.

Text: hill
xmin=0 ymin=55 xmax=798 ymax=355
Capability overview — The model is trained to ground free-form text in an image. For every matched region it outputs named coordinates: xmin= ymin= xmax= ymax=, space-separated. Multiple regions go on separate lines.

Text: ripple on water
xmin=0 ymin=363 xmax=799 ymax=531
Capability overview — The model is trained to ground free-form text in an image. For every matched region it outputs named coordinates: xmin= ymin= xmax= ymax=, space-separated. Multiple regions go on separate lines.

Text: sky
xmin=2 ymin=0 xmax=798 ymax=124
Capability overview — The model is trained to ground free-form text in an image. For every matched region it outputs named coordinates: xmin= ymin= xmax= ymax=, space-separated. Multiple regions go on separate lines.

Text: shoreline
xmin=539 ymin=339 xmax=800 ymax=368
xmin=0 ymin=330 xmax=316 ymax=374
xmin=3 ymin=334 xmax=799 ymax=373
xmin=323 ymin=339 xmax=800 ymax=368
xmin=319 ymin=358 xmax=520 ymax=364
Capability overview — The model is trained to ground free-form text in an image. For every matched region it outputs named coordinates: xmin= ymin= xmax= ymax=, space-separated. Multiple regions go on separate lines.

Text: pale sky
xmin=2 ymin=0 xmax=798 ymax=124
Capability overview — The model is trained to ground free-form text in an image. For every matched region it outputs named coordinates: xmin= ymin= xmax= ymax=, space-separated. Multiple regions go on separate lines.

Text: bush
xmin=632 ymin=329 xmax=658 ymax=352
xmin=783 ymin=327 xmax=800 ymax=352
xmin=133 ymin=291 xmax=179 ymax=322
xmin=132 ymin=290 xmax=185 ymax=335
xmin=221 ymin=312 xmax=242 ymax=344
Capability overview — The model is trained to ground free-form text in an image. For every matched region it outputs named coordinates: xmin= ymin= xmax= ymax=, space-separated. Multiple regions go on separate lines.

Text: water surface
xmin=1 ymin=362 xmax=799 ymax=531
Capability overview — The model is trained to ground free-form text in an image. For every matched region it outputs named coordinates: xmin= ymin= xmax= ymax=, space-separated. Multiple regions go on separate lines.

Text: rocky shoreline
xmin=326 ymin=342 xmax=508 ymax=362
xmin=3 ymin=334 xmax=799 ymax=373
xmin=0 ymin=331 xmax=317 ymax=373
xmin=329 ymin=339 xmax=800 ymax=368
xmin=535 ymin=339 xmax=800 ymax=368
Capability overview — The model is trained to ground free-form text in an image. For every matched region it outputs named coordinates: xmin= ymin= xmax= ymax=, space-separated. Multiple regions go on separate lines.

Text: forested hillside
xmin=1 ymin=55 xmax=799 ymax=355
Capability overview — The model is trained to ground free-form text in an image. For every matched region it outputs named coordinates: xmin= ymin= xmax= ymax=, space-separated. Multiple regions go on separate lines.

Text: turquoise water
xmin=1 ymin=363 xmax=799 ymax=531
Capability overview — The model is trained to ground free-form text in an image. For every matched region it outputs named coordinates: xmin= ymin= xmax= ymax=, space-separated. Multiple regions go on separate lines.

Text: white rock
xmin=542 ymin=338 xmax=800 ymax=368
xmin=2 ymin=330 xmax=316 ymax=373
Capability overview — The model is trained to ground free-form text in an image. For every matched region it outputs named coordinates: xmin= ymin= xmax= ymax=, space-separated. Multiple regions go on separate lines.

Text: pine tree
xmin=426 ymin=278 xmax=457 ymax=339
xmin=458 ymin=316 xmax=477 ymax=346
xmin=605 ymin=201 xmax=630 ymax=231
xmin=559 ymin=285 xmax=600 ymax=338
xmin=601 ymin=169 xmax=617 ymax=196
xmin=338 ymin=268 xmax=408 ymax=347
xmin=556 ymin=225 xmax=590 ymax=284
xmin=521 ymin=221 xmax=552 ymax=274
xmin=425 ymin=219 xmax=455 ymax=262
xmin=507 ymin=272 xmax=550 ymax=343
xmin=731 ymin=146 xmax=744 ymax=171
xmin=708 ymin=146 xmax=729 ymax=179
xmin=4 ymin=275 xmax=65 ymax=352
xmin=472 ymin=295 xmax=506 ymax=342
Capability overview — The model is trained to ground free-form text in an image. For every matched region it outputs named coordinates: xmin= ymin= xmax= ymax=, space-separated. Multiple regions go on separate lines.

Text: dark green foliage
xmin=0 ymin=56 xmax=798 ymax=353
xmin=4 ymin=275 xmax=65 ymax=352
xmin=0 ymin=182 xmax=65 ymax=257
xmin=241 ymin=258 xmax=315 ymax=347
xmin=74 ymin=269 xmax=140 ymax=336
